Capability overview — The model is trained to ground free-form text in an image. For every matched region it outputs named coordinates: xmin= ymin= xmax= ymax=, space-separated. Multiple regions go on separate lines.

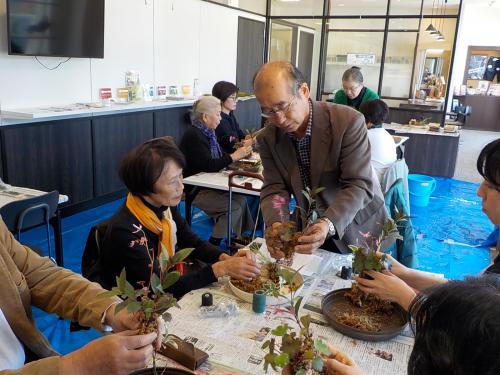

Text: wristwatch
xmin=320 ymin=217 xmax=336 ymax=238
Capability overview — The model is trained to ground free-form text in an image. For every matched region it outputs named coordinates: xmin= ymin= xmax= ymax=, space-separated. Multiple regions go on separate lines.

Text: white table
xmin=183 ymin=171 xmax=263 ymax=196
xmin=0 ymin=184 xmax=69 ymax=265
xmin=182 ymin=170 xmax=263 ymax=226
xmin=156 ymin=240 xmax=414 ymax=375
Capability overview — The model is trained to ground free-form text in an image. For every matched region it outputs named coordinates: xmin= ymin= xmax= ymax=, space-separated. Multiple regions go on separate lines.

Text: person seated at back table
xmin=329 ymin=66 xmax=379 ymax=110
xmin=359 ymin=99 xmax=396 ymax=184
xmin=212 ymin=81 xmax=253 ymax=154
xmin=180 ymin=95 xmax=254 ymax=246
xmin=90 ymin=137 xmax=260 ymax=298
xmin=324 ymin=275 xmax=500 ymax=375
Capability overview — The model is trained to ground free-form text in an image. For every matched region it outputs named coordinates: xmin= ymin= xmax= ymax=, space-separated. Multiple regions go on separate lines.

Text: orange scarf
xmin=126 ymin=193 xmax=176 ymax=258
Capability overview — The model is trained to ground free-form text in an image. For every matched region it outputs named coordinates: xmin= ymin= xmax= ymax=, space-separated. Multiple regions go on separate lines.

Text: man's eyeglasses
xmin=261 ymin=96 xmax=296 ymax=118
xmin=227 ymin=95 xmax=238 ymax=101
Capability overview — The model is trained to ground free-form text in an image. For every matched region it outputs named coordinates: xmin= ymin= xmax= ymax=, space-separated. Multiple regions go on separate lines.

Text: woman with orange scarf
xmin=94 ymin=137 xmax=260 ymax=298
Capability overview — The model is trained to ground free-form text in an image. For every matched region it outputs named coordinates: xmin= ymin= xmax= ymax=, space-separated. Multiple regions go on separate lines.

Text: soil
xmin=335 ymin=283 xmax=395 ymax=332
xmin=264 ymin=221 xmax=302 ymax=262
xmin=231 ymin=262 xmax=281 ymax=293
xmin=138 ymin=312 xmax=159 ymax=335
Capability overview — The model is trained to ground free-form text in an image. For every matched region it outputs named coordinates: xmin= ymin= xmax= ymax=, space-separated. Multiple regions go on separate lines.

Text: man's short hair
xmin=359 ymin=99 xmax=389 ymax=125
xmin=212 ymin=81 xmax=238 ymax=103
xmin=119 ymin=136 xmax=186 ymax=196
xmin=253 ymin=61 xmax=306 ymax=94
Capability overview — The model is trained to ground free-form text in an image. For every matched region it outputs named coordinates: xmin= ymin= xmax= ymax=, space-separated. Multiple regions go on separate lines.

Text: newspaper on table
xmin=162 ymin=241 xmax=414 ymax=375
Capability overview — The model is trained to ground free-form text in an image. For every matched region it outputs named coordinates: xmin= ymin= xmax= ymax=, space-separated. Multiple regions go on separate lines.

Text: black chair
xmin=0 ymin=190 xmax=59 ymax=261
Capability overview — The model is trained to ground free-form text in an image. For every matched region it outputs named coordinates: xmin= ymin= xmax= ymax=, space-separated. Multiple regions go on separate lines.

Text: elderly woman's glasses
xmin=261 ymin=95 xmax=296 ymax=118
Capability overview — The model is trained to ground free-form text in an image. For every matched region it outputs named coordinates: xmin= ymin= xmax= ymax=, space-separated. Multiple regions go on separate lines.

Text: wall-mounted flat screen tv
xmin=7 ymin=0 xmax=105 ymax=58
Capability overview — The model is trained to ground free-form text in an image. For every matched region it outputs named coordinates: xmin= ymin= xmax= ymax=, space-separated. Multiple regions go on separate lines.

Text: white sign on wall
xmin=347 ymin=53 xmax=376 ymax=65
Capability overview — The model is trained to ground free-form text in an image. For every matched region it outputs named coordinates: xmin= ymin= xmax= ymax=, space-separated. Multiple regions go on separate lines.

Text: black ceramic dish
xmin=321 ymin=288 xmax=408 ymax=342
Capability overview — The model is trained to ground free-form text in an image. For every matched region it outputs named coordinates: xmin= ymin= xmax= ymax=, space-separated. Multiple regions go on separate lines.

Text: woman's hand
xmin=231 ymin=145 xmax=252 ymax=161
xmin=324 ymin=344 xmax=365 ymax=375
xmin=378 ymin=252 xmax=408 ymax=280
xmin=355 ymin=270 xmax=416 ymax=311
xmin=212 ymin=254 xmax=261 ymax=280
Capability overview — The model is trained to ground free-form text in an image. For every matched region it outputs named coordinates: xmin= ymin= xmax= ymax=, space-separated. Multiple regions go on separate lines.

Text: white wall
xmin=0 ymin=0 xmax=265 ymax=109
xmin=450 ymin=0 xmax=500 ymax=96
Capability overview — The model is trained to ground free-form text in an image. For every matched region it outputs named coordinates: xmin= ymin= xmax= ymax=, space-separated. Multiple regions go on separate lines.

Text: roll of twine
xmin=201 ymin=292 xmax=213 ymax=307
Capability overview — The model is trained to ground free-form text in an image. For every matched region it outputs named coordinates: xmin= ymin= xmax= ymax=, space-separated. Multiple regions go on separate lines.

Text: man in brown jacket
xmin=254 ymin=61 xmax=388 ymax=256
xmin=0 ymin=217 xmax=158 ymax=375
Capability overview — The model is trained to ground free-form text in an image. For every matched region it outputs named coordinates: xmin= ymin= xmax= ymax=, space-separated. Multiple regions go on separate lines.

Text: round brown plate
xmin=321 ymin=288 xmax=408 ymax=342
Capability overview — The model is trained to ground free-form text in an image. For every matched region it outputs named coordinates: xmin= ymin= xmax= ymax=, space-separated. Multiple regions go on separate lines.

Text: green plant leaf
xmin=114 ymin=300 xmax=128 ymax=315
xmin=161 ymin=271 xmax=180 ymax=290
xmin=312 ymin=356 xmax=324 ymax=372
xmin=126 ymin=301 xmax=142 ymax=314
xmin=278 ymin=267 xmax=295 ymax=285
xmin=159 ymin=247 xmax=170 ymax=272
xmin=117 ymin=268 xmax=127 ymax=291
xmin=151 ymin=273 xmax=163 ymax=294
xmin=294 ymin=296 xmax=303 ymax=318
xmin=296 ymin=369 xmax=307 ymax=375
xmin=261 ymin=340 xmax=270 ymax=350
xmin=300 ymin=314 xmax=311 ymax=331
xmin=312 ymin=186 xmax=326 ymax=196
xmin=314 ymin=339 xmax=330 ymax=355
xmin=271 ymin=324 xmax=288 ymax=337
xmin=303 ymin=349 xmax=315 ymax=360
xmin=124 ymin=280 xmax=136 ymax=299
xmin=275 ymin=352 xmax=289 ymax=367
xmin=171 ymin=248 xmax=195 ymax=265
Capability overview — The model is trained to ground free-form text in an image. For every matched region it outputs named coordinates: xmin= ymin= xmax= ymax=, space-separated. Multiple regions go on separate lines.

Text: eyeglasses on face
xmin=227 ymin=95 xmax=238 ymax=101
xmin=261 ymin=95 xmax=296 ymax=118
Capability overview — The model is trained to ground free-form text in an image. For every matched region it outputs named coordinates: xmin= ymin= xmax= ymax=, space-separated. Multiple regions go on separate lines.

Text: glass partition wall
xmin=267 ymin=0 xmax=462 ymax=116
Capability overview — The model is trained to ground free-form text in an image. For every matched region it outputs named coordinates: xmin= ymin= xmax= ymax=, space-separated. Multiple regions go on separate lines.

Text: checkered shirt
xmin=288 ymin=100 xmax=313 ymax=190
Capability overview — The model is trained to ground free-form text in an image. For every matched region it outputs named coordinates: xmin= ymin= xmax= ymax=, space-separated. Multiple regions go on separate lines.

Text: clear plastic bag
xmin=200 ymin=298 xmax=239 ymax=318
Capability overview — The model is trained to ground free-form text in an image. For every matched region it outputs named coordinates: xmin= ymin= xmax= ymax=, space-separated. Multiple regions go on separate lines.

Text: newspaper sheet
xmin=162 ymin=243 xmax=413 ymax=374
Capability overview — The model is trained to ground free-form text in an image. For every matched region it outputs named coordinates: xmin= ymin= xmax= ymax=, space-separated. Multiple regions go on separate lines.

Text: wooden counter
xmin=453 ymin=95 xmax=500 ymax=131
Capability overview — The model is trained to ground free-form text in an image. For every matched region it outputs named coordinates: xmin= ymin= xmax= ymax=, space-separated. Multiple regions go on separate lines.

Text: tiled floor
xmin=21 ymin=177 xmax=496 ymax=355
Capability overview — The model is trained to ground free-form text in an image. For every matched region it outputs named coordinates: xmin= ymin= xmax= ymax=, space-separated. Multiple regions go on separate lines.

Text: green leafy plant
xmin=344 ymin=214 xmax=408 ymax=314
xmin=266 ymin=188 xmax=325 ymax=264
xmin=100 ymin=224 xmax=194 ymax=370
xmin=262 ymin=267 xmax=330 ymax=375
xmin=349 ymin=212 xmax=407 ymax=277
xmin=296 ymin=187 xmax=326 ymax=227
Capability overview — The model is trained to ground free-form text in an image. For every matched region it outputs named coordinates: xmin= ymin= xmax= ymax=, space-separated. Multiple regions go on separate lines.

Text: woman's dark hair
xmin=407 ymin=275 xmax=500 ymax=375
xmin=212 ymin=81 xmax=238 ymax=103
xmin=342 ymin=66 xmax=363 ymax=83
xmin=359 ymin=99 xmax=389 ymax=125
xmin=476 ymin=138 xmax=500 ymax=189
xmin=119 ymin=136 xmax=186 ymax=196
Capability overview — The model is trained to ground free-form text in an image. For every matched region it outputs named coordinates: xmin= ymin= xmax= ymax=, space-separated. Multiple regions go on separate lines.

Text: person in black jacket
xmin=180 ymin=96 xmax=254 ymax=245
xmin=95 ymin=137 xmax=260 ymax=298
xmin=212 ymin=81 xmax=253 ymax=153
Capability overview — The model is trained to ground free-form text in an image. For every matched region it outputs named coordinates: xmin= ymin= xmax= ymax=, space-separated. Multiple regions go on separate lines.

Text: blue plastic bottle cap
xmin=252 ymin=290 xmax=266 ymax=314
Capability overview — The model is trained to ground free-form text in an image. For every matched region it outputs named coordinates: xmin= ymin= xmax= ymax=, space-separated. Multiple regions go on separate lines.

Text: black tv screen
xmin=7 ymin=0 xmax=105 ymax=58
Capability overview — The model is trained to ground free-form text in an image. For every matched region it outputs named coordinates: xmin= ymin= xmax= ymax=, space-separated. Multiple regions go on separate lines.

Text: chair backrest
xmin=0 ymin=190 xmax=59 ymax=234
xmin=380 ymin=159 xmax=410 ymax=214
xmin=81 ymin=220 xmax=110 ymax=280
